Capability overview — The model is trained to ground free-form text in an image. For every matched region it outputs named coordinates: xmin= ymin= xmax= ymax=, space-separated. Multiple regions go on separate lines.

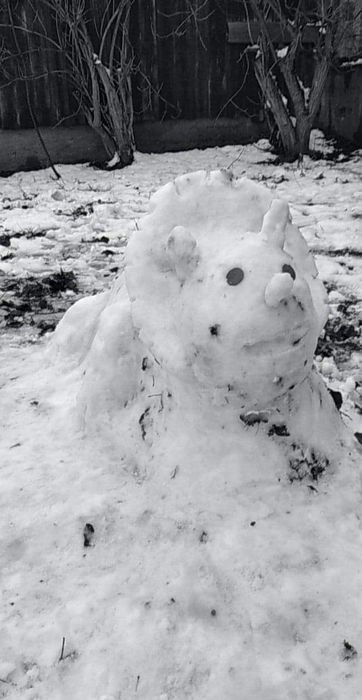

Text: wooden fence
xmin=0 ymin=0 xmax=261 ymax=130
xmin=0 ymin=0 xmax=361 ymax=144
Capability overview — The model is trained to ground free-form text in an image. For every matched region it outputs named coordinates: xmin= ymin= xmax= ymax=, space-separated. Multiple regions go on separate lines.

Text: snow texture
xmin=42 ymin=170 xmax=361 ymax=698
xmin=1 ymin=146 xmax=362 ymax=700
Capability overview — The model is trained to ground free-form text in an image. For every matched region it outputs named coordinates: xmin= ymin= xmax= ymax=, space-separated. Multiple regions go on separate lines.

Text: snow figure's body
xmin=47 ymin=171 xmax=361 ymax=700
xmin=53 ymin=169 xmax=341 ymax=477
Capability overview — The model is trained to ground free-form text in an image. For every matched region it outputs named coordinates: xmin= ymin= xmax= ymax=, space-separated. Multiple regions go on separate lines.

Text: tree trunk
xmin=255 ymin=54 xmax=300 ymax=160
xmin=95 ymin=60 xmax=134 ymax=167
xmin=92 ymin=125 xmax=117 ymax=160
xmin=309 ymin=55 xmax=330 ymax=126
xmin=75 ymin=14 xmax=134 ymax=169
xmin=295 ymin=116 xmax=312 ymax=155
xmin=279 ymin=47 xmax=330 ymax=157
xmin=249 ymin=0 xmax=333 ymax=161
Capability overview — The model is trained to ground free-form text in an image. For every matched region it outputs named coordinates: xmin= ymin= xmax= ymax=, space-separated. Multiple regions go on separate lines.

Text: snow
xmin=297 ymin=78 xmax=310 ymax=108
xmin=106 ymin=153 xmax=121 ymax=169
xmin=1 ymin=141 xmax=362 ymax=699
xmin=340 ymin=59 xmax=362 ymax=68
xmin=308 ymin=129 xmax=335 ymax=155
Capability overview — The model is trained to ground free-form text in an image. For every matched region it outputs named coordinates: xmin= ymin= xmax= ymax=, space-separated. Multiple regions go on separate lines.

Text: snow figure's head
xmin=126 ymin=170 xmax=328 ymax=411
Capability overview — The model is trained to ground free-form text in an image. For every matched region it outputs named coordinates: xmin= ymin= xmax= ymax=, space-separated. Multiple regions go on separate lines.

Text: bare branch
xmin=5 ymin=0 xmax=61 ymax=178
xmin=0 ymin=0 xmax=135 ymax=167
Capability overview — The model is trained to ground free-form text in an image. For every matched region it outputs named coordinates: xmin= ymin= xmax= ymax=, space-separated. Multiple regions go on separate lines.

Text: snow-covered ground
xmin=0 ymin=141 xmax=361 ymax=699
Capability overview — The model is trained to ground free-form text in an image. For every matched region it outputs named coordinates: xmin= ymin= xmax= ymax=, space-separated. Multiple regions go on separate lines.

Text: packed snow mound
xmin=53 ymin=169 xmax=328 ymax=414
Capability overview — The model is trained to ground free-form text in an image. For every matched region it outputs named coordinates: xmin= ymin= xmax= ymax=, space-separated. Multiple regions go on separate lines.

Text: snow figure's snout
xmin=264 ymin=269 xmax=295 ymax=307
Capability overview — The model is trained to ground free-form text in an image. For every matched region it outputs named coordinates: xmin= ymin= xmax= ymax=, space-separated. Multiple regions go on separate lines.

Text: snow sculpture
xmin=52 ymin=170 xmax=342 ymax=476
xmin=125 ymin=170 xmax=327 ymax=411
xmin=45 ymin=171 xmax=360 ymax=700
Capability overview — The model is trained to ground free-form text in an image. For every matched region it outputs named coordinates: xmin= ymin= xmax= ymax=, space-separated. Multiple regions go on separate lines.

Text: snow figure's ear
xmin=261 ymin=199 xmax=290 ymax=249
xmin=166 ymin=225 xmax=200 ymax=283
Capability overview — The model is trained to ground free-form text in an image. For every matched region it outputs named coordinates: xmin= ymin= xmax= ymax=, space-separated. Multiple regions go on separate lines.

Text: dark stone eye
xmin=282 ymin=264 xmax=296 ymax=280
xmin=226 ymin=267 xmax=244 ymax=285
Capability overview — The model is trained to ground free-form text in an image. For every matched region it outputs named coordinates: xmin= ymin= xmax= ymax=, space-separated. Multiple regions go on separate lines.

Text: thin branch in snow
xmin=58 ymin=637 xmax=66 ymax=662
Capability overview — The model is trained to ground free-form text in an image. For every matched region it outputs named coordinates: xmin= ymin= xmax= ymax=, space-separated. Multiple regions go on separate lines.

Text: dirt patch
xmin=311 ymin=247 xmax=362 ymax=258
xmin=0 ymin=271 xmax=78 ymax=334
xmin=316 ymin=300 xmax=361 ymax=364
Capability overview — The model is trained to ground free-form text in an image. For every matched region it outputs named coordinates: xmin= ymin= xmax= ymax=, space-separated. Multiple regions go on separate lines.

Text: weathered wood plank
xmin=227 ymin=21 xmax=319 ymax=45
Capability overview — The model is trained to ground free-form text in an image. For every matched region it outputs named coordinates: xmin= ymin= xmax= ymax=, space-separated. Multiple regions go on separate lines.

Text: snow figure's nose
xmin=265 ymin=272 xmax=294 ymax=307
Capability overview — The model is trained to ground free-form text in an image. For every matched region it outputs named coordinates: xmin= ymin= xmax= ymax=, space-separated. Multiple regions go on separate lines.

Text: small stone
xmin=51 ymin=189 xmax=65 ymax=201
xmin=0 ymin=234 xmax=11 ymax=247
xmin=342 ymin=640 xmax=358 ymax=661
xmin=83 ymin=523 xmax=95 ymax=547
xmin=268 ymin=424 xmax=290 ymax=437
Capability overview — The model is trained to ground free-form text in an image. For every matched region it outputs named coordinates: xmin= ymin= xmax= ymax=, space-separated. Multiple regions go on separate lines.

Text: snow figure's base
xmin=44 ymin=171 xmax=362 ymax=699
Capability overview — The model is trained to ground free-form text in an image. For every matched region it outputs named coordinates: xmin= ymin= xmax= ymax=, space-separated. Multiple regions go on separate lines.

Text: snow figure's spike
xmin=261 ymin=199 xmax=290 ymax=249
xmin=167 ymin=226 xmax=199 ymax=283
